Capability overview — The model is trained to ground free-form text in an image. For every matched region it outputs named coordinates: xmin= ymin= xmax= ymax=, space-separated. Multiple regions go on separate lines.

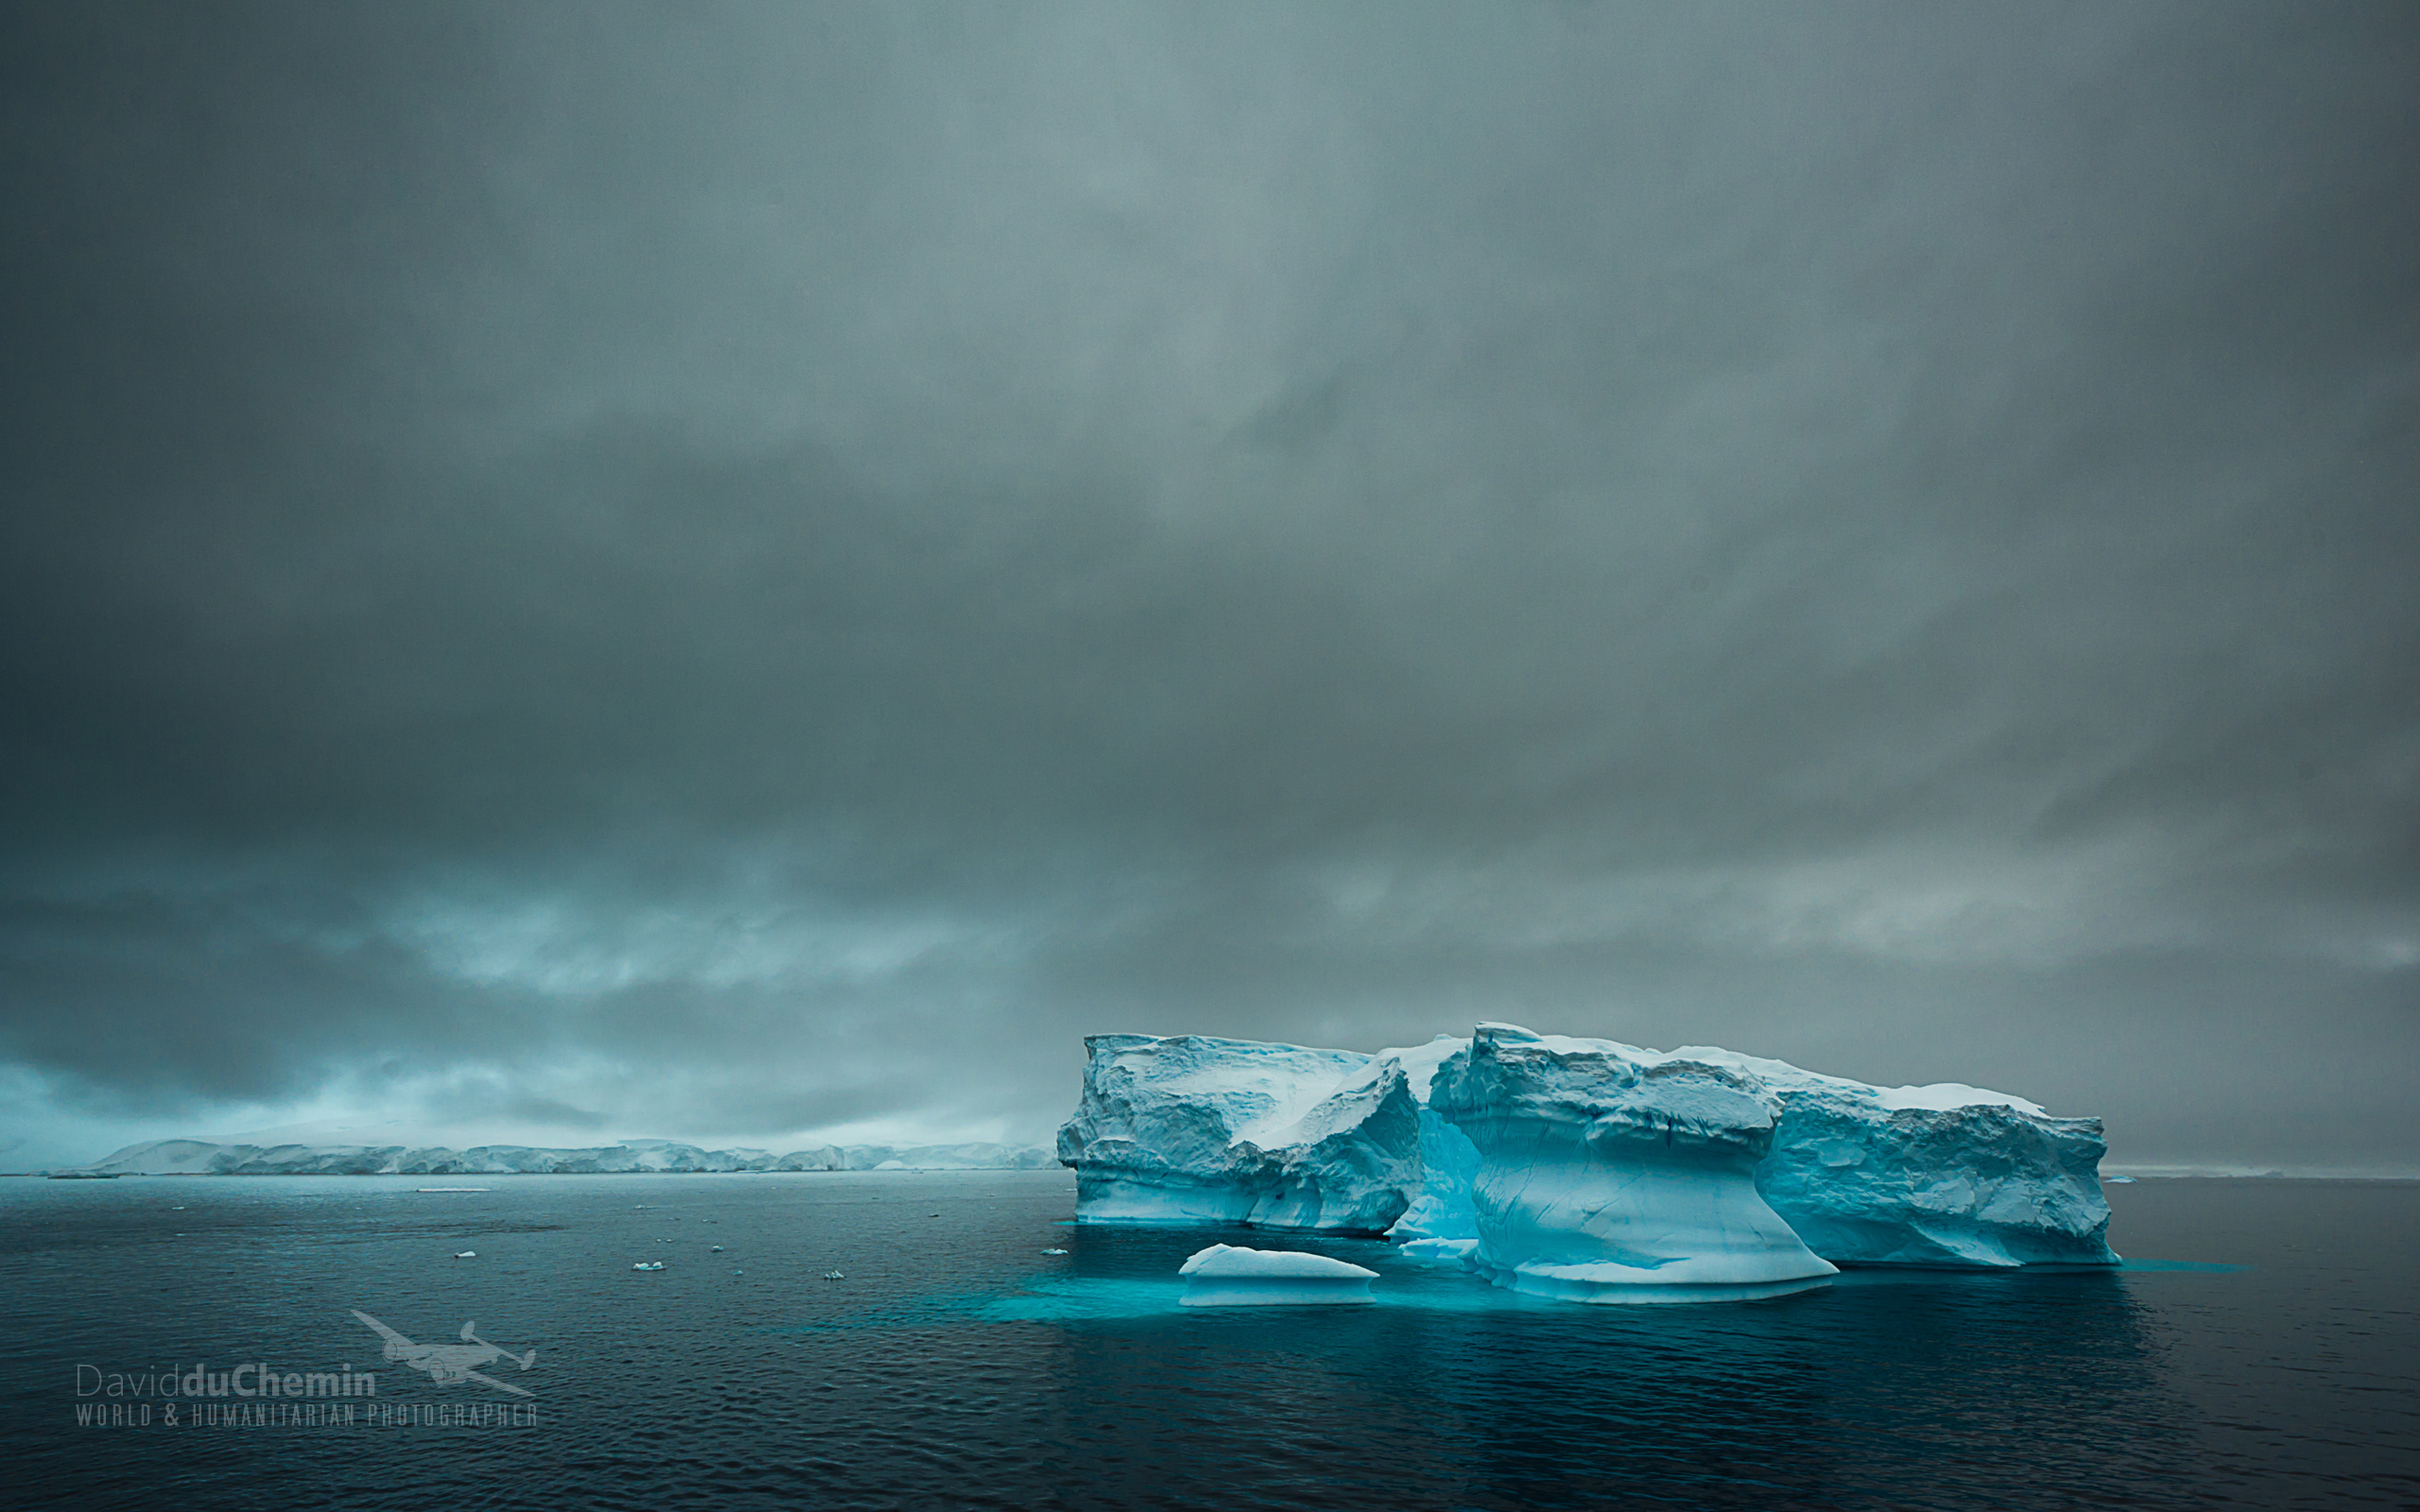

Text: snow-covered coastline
xmin=57 ymin=1137 xmax=1056 ymax=1177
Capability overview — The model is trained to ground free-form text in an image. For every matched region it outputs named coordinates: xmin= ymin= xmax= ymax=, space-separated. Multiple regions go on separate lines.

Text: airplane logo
xmin=351 ymin=1311 xmax=538 ymax=1397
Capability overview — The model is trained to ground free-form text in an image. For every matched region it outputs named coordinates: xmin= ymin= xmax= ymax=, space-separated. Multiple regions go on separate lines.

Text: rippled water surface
xmin=3 ymin=1172 xmax=2413 ymax=1510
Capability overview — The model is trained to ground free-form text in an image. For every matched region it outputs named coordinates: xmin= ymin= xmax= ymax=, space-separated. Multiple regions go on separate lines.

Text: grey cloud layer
xmin=2 ymin=2 xmax=2414 ymax=1164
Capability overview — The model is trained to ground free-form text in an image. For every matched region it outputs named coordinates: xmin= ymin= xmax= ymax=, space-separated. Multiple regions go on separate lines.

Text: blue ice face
xmin=1060 ymin=1022 xmax=2118 ymax=1297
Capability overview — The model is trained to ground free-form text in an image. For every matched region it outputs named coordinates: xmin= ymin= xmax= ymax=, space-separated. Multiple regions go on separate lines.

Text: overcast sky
xmin=2 ymin=1 xmax=2413 ymax=1171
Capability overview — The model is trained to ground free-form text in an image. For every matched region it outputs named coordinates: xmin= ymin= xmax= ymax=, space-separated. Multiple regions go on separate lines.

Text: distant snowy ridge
xmin=64 ymin=1137 xmax=1056 ymax=1177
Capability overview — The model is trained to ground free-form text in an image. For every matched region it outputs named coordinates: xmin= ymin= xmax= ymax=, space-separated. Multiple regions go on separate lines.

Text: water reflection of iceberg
xmin=1005 ymin=1226 xmax=2197 ymax=1508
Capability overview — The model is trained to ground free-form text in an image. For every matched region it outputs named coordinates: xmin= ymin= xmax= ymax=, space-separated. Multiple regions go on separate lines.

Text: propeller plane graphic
xmin=351 ymin=1311 xmax=537 ymax=1397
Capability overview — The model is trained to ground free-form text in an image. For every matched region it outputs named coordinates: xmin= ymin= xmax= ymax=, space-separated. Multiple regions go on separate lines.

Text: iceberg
xmin=1177 ymin=1244 xmax=1378 ymax=1306
xmin=1056 ymin=1035 xmax=1422 ymax=1233
xmin=1056 ymin=1022 xmax=2117 ymax=1285
xmin=1434 ymin=1024 xmax=1839 ymax=1302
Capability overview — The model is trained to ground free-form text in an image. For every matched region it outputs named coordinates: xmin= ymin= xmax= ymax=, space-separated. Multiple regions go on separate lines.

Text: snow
xmin=1177 ymin=1244 xmax=1378 ymax=1306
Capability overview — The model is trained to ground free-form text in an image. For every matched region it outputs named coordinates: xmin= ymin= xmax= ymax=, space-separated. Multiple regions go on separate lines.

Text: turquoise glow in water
xmin=3 ymin=1171 xmax=2412 ymax=1509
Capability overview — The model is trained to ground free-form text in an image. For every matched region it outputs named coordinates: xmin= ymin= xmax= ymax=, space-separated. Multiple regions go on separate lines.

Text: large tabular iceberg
xmin=1434 ymin=1024 xmax=1839 ymax=1302
xmin=1058 ymin=1022 xmax=2117 ymax=1284
xmin=1056 ymin=1035 xmax=1422 ymax=1232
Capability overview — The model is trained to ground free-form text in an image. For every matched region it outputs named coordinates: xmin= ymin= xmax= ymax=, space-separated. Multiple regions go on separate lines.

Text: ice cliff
xmin=1434 ymin=1024 xmax=1838 ymax=1300
xmin=1678 ymin=1044 xmax=2118 ymax=1267
xmin=1059 ymin=1023 xmax=2116 ymax=1279
xmin=1053 ymin=1034 xmax=1423 ymax=1232
xmin=1380 ymin=1036 xmax=1484 ymax=1256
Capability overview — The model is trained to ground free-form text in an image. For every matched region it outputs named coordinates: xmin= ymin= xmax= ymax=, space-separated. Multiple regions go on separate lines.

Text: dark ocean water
xmin=1 ymin=1171 xmax=2412 ymax=1511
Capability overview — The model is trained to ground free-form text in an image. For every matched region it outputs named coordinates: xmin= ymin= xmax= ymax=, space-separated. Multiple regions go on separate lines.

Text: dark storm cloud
xmin=2 ymin=1 xmax=2414 ymax=1165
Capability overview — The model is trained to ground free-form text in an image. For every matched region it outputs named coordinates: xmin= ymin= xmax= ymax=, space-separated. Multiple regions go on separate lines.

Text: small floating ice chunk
xmin=2104 ymin=1175 xmax=2136 ymax=1184
xmin=453 ymin=1250 xmax=476 ymax=1259
xmin=1041 ymin=1247 xmax=1069 ymax=1255
xmin=632 ymin=1261 xmax=666 ymax=1271
xmin=822 ymin=1270 xmax=845 ymax=1280
xmin=710 ymin=1245 xmax=724 ymax=1252
xmin=1178 ymin=1244 xmax=1377 ymax=1307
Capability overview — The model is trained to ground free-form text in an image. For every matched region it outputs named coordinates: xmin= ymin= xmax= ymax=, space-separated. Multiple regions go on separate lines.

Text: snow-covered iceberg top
xmin=1177 ymin=1244 xmax=1378 ymax=1306
xmin=1434 ymin=1024 xmax=1840 ymax=1302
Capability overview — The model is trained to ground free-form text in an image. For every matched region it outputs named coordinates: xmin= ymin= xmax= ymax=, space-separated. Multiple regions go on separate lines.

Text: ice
xmin=1434 ymin=1024 xmax=1840 ymax=1302
xmin=1056 ymin=1035 xmax=1422 ymax=1232
xmin=1427 ymin=1025 xmax=2117 ymax=1274
xmin=1678 ymin=1044 xmax=2119 ymax=1267
xmin=1177 ymin=1244 xmax=1378 ymax=1306
xmin=1379 ymin=1036 xmax=1484 ymax=1249
xmin=1055 ymin=1022 xmax=2118 ymax=1285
